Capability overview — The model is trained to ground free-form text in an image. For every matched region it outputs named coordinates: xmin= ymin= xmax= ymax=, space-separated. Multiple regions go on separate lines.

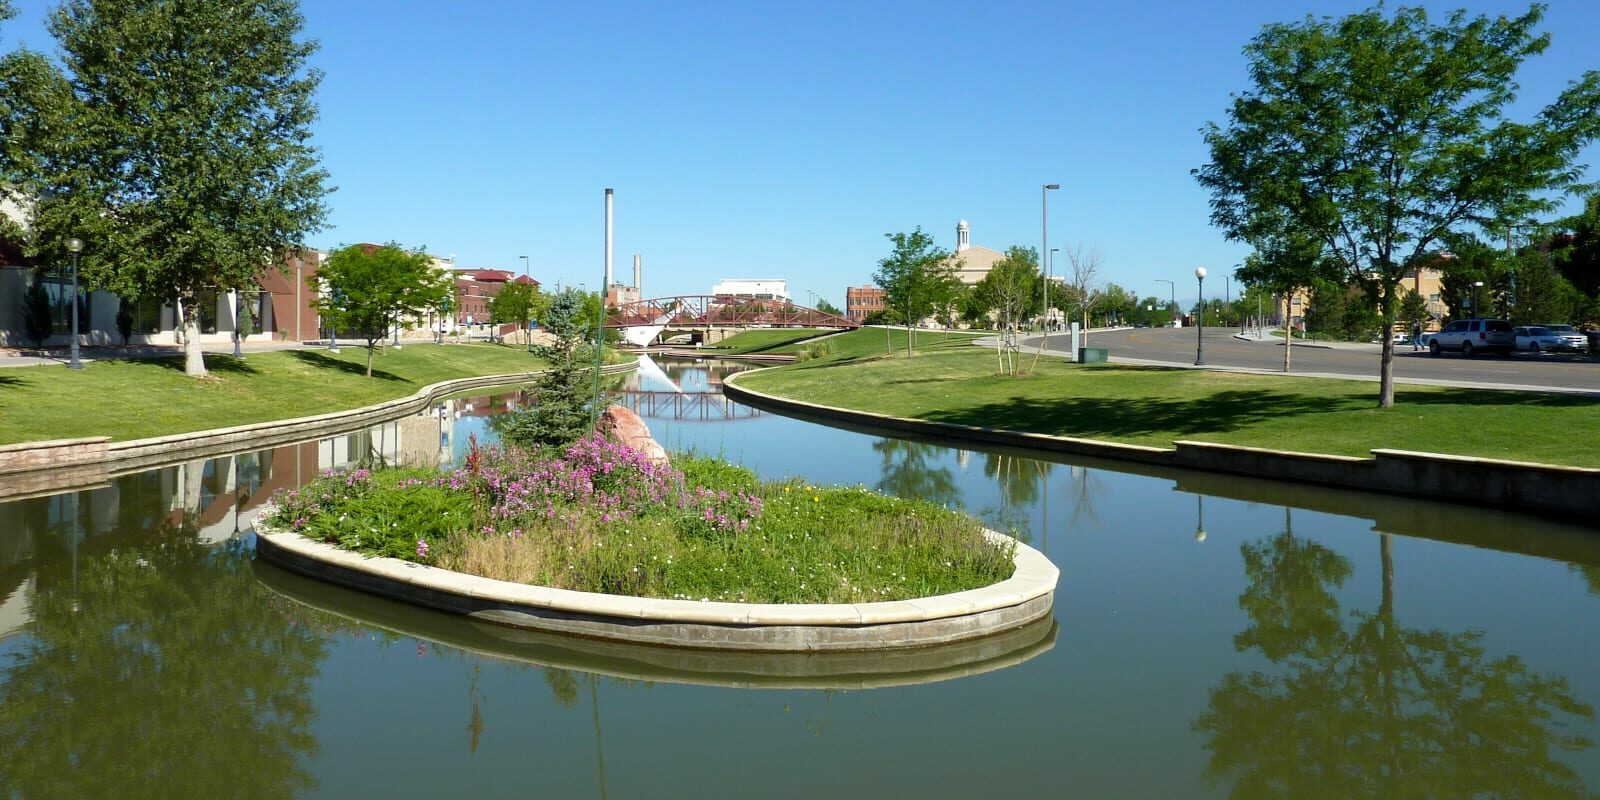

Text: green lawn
xmin=0 ymin=343 xmax=549 ymax=444
xmin=701 ymin=328 xmax=835 ymax=354
xmin=736 ymin=328 xmax=1600 ymax=467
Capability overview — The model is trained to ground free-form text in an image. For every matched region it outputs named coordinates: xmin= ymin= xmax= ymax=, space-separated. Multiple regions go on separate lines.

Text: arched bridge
xmin=605 ymin=296 xmax=859 ymax=346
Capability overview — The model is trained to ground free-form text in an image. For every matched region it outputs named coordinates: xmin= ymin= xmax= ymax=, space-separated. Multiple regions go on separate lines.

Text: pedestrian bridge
xmin=605 ymin=295 xmax=858 ymax=347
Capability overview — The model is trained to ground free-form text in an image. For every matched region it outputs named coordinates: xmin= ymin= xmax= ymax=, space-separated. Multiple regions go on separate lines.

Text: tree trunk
xmin=365 ymin=344 xmax=375 ymax=377
xmin=182 ymin=305 xmax=207 ymax=378
xmin=1378 ymin=291 xmax=1397 ymax=408
xmin=1283 ymin=320 xmax=1292 ymax=373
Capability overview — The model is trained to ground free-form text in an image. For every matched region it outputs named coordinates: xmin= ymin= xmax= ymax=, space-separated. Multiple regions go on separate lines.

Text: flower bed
xmin=266 ymin=434 xmax=1015 ymax=604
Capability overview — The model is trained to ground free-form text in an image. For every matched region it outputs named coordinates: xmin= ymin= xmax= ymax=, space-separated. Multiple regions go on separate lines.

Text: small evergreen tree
xmin=21 ymin=274 xmax=51 ymax=348
xmin=497 ymin=287 xmax=595 ymax=449
xmin=115 ymin=297 xmax=134 ymax=345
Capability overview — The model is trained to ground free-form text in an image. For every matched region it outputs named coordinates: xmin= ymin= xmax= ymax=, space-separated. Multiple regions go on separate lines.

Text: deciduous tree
xmin=312 ymin=243 xmax=451 ymax=377
xmin=41 ymin=0 xmax=331 ymax=377
xmin=1195 ymin=4 xmax=1600 ymax=406
xmin=873 ymin=228 xmax=960 ymax=357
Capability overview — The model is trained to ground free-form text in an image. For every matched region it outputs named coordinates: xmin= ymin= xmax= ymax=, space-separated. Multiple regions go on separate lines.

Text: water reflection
xmin=0 ymin=537 xmax=328 ymax=798
xmin=1197 ymin=515 xmax=1596 ymax=798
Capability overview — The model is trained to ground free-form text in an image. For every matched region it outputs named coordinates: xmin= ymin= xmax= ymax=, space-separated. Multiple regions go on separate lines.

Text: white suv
xmin=1429 ymin=318 xmax=1514 ymax=357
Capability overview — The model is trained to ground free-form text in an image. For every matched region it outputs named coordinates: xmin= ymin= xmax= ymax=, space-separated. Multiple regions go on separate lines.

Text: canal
xmin=1 ymin=357 xmax=1597 ymax=797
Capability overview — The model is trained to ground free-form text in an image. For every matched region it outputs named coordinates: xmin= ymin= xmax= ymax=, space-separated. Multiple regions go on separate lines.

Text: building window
xmin=1429 ymin=293 xmax=1439 ymax=302
xmin=130 ymin=297 xmax=163 ymax=334
xmin=42 ymin=277 xmax=90 ymax=335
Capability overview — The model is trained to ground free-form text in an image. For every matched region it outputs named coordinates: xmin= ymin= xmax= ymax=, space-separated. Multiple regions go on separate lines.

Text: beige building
xmin=1275 ymin=263 xmax=1448 ymax=332
xmin=947 ymin=220 xmax=1006 ymax=286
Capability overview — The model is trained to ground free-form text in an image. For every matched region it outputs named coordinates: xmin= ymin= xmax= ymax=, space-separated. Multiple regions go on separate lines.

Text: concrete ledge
xmin=722 ymin=373 xmax=1173 ymax=466
xmin=1 ymin=362 xmax=636 ymax=480
xmin=253 ymin=558 xmax=1058 ymax=689
xmin=254 ymin=518 xmax=1059 ymax=653
xmin=0 ymin=436 xmax=110 ymax=475
xmin=724 ymin=368 xmax=1600 ymax=520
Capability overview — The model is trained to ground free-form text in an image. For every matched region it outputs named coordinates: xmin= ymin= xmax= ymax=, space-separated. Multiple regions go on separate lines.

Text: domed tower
xmin=956 ymin=219 xmax=970 ymax=253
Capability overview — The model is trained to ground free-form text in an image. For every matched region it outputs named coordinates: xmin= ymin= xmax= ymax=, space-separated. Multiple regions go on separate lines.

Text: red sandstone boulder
xmin=595 ymin=405 xmax=670 ymax=467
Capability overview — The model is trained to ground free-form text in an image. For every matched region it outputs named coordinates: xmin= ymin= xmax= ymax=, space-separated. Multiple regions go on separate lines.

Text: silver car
xmin=1429 ymin=318 xmax=1514 ymax=357
xmin=1515 ymin=325 xmax=1588 ymax=353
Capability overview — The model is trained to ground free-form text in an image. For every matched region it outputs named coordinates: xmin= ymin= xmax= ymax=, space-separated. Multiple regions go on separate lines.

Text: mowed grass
xmin=737 ymin=328 xmax=1600 ymax=466
xmin=0 ymin=343 xmax=548 ymax=444
xmin=703 ymin=328 xmax=834 ymax=354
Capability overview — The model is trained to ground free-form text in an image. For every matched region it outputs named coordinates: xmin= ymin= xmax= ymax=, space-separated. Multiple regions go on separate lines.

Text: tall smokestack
xmin=633 ymin=254 xmax=641 ymax=292
xmin=604 ymin=189 xmax=614 ymax=289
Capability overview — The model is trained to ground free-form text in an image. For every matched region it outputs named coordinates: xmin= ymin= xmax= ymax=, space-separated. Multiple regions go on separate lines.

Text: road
xmin=1017 ymin=326 xmax=1600 ymax=393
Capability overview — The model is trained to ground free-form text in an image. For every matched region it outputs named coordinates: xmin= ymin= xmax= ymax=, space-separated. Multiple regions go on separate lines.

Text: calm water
xmin=2 ymin=357 xmax=1598 ymax=798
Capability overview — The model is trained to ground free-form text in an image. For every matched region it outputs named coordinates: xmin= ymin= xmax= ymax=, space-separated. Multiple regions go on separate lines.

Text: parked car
xmin=1513 ymin=325 xmax=1588 ymax=353
xmin=1429 ymin=318 xmax=1514 ymax=357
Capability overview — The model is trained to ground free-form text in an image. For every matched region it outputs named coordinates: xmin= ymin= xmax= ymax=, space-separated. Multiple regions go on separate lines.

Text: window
xmin=42 ymin=276 xmax=89 ymax=335
xmin=1429 ymin=293 xmax=1440 ymax=302
xmin=129 ymin=298 xmax=163 ymax=334
xmin=196 ymin=290 xmax=218 ymax=334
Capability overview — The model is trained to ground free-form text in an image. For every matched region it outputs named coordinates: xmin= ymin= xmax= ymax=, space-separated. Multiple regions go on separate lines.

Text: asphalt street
xmin=1019 ymin=326 xmax=1600 ymax=393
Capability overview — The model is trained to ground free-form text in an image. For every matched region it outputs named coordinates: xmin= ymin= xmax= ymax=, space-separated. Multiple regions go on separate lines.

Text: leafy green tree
xmin=813 ymin=297 xmax=844 ymax=317
xmin=1552 ymin=194 xmax=1600 ymax=322
xmin=312 ymin=243 xmax=452 ymax=377
xmin=491 ymin=280 xmax=542 ymax=348
xmin=873 ymin=228 xmax=960 ymax=356
xmin=973 ymin=246 xmax=1039 ymax=374
xmin=1196 ymin=4 xmax=1600 ymax=407
xmin=1438 ymin=235 xmax=1511 ymax=320
xmin=1099 ymin=283 xmax=1136 ymax=326
xmin=35 ymin=0 xmax=331 ymax=378
xmin=1237 ymin=229 xmax=1341 ymax=371
xmin=1396 ymin=290 xmax=1430 ymax=342
xmin=1511 ymin=248 xmax=1579 ymax=325
xmin=498 ymin=287 xmax=595 ymax=449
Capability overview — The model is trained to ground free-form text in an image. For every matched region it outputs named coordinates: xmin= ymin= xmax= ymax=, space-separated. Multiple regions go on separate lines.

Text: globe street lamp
xmin=1041 ymin=183 xmax=1059 ymax=352
xmin=1194 ymin=266 xmax=1208 ymax=366
xmin=66 ymin=237 xmax=83 ymax=369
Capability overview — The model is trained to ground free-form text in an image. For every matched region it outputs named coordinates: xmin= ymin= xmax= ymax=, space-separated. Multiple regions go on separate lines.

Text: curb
xmin=722 ymin=369 xmax=1600 ymax=521
xmin=254 ymin=518 xmax=1059 ymax=653
xmin=0 ymin=362 xmax=638 ymax=480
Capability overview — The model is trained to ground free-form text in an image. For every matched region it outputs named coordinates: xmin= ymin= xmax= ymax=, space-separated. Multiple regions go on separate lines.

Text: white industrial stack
xmin=604 ymin=188 xmax=614 ymax=289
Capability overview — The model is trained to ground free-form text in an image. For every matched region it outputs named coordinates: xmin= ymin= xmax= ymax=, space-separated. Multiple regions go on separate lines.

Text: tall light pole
xmin=1049 ymin=247 xmax=1059 ymax=330
xmin=1472 ymin=280 xmax=1484 ymax=317
xmin=1194 ymin=266 xmax=1207 ymax=366
xmin=1042 ymin=183 xmax=1059 ymax=350
xmin=1155 ymin=279 xmax=1175 ymax=327
xmin=66 ymin=238 xmax=83 ymax=369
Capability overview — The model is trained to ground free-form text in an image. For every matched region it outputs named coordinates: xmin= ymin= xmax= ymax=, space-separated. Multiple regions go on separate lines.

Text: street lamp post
xmin=1042 ymin=182 xmax=1059 ymax=351
xmin=66 ymin=238 xmax=83 ymax=369
xmin=1155 ymin=279 xmax=1175 ymax=327
xmin=1194 ymin=266 xmax=1207 ymax=366
xmin=1472 ymin=280 xmax=1485 ymax=317
xmin=1049 ymin=247 xmax=1059 ymax=331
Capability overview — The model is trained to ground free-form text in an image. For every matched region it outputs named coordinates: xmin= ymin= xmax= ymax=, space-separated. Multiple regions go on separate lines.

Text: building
xmin=845 ymin=285 xmax=885 ymax=322
xmin=1274 ymin=263 xmax=1447 ymax=333
xmin=947 ymin=220 xmax=1007 ymax=286
xmin=712 ymin=278 xmax=789 ymax=302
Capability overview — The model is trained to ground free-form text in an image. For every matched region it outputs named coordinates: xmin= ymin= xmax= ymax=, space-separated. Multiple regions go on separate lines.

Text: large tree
xmin=312 ymin=243 xmax=452 ymax=377
xmin=1195 ymin=4 xmax=1600 ymax=407
xmin=42 ymin=0 xmax=330 ymax=377
xmin=873 ymin=228 xmax=960 ymax=357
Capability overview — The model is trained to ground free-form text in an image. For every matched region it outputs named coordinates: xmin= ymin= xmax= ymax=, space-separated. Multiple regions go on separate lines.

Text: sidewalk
xmin=0 ymin=337 xmax=432 ymax=369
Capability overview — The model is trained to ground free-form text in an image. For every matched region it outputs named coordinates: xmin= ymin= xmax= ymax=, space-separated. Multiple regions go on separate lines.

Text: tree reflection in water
xmin=871 ymin=439 xmax=961 ymax=510
xmin=0 ymin=531 xmax=329 ymax=799
xmin=1197 ymin=514 xmax=1596 ymax=798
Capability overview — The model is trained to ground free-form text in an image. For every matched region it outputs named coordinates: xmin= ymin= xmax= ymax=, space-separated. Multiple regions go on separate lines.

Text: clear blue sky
xmin=4 ymin=1 xmax=1598 ymax=308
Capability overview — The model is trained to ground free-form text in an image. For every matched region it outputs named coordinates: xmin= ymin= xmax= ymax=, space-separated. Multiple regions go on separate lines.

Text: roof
xmin=945 ymin=245 xmax=1006 ymax=286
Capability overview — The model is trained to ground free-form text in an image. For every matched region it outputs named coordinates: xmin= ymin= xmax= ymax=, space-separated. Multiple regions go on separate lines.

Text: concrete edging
xmin=3 ymin=362 xmax=637 ymax=477
xmin=254 ymin=519 xmax=1058 ymax=653
xmin=723 ymin=369 xmax=1600 ymax=520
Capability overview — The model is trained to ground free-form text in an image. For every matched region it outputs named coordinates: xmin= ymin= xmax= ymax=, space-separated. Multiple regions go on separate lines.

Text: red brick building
xmin=846 ymin=285 xmax=885 ymax=322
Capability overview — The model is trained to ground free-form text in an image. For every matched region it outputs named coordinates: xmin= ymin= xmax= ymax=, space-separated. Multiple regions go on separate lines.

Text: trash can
xmin=1077 ymin=347 xmax=1108 ymax=363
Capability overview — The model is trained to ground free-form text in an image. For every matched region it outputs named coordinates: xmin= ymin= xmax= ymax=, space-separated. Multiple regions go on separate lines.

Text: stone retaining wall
xmin=723 ymin=371 xmax=1600 ymax=520
xmin=255 ymin=522 xmax=1059 ymax=653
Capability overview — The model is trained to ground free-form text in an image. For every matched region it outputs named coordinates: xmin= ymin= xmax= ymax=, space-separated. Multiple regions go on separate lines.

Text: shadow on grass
xmin=286 ymin=350 xmax=404 ymax=382
xmin=920 ymin=389 xmax=1353 ymax=439
xmin=0 ymin=374 xmax=22 ymax=388
xmin=918 ymin=384 xmax=1595 ymax=441
xmin=147 ymin=354 xmax=261 ymax=376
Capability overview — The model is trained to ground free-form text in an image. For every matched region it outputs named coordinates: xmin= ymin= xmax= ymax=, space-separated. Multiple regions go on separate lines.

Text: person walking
xmin=1412 ymin=322 xmax=1423 ymax=351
